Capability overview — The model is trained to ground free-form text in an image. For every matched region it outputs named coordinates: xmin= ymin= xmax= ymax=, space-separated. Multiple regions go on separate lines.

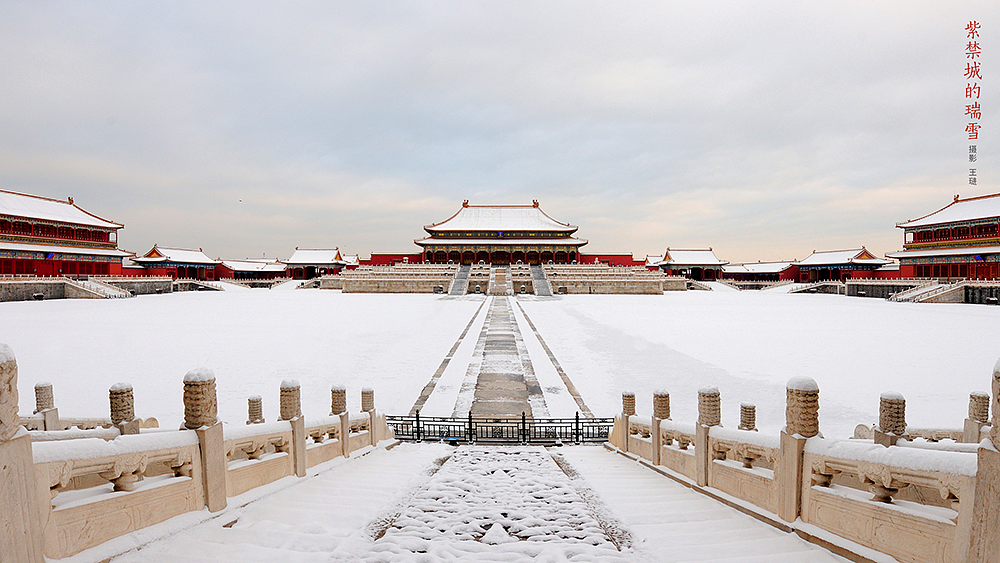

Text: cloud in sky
xmin=0 ymin=1 xmax=996 ymax=261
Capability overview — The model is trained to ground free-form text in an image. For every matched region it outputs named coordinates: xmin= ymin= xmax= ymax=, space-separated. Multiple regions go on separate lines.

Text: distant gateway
xmin=415 ymin=200 xmax=588 ymax=265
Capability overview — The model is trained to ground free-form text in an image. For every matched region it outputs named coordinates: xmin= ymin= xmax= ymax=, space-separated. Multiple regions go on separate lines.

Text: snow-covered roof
xmin=0 ymin=189 xmax=122 ymax=228
xmin=0 ymin=241 xmax=130 ymax=257
xmin=415 ymin=237 xmax=587 ymax=246
xmin=724 ymin=261 xmax=795 ymax=274
xmin=659 ymin=249 xmax=727 ymax=267
xmin=285 ymin=248 xmax=346 ymax=266
xmin=795 ymin=248 xmax=890 ymax=267
xmin=644 ymin=255 xmax=663 ymax=266
xmin=341 ymin=254 xmax=360 ymax=266
xmin=219 ymin=260 xmax=287 ymax=273
xmin=134 ymin=245 xmax=217 ymax=265
xmin=887 ymin=245 xmax=1000 ymax=258
xmin=897 ymin=193 xmax=1000 ymax=228
xmin=425 ymin=201 xmax=577 ymax=234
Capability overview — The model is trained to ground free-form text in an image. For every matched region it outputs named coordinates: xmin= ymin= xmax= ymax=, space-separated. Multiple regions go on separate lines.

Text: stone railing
xmin=19 ymin=382 xmax=159 ymax=436
xmin=0 ymin=346 xmax=396 ymax=562
xmin=608 ymin=363 xmax=1000 ymax=563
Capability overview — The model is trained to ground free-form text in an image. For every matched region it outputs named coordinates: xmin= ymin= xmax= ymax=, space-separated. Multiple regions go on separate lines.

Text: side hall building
xmin=132 ymin=245 xmax=218 ymax=280
xmin=888 ymin=193 xmax=1000 ymax=280
xmin=0 ymin=190 xmax=128 ymax=276
xmin=415 ymin=200 xmax=587 ymax=265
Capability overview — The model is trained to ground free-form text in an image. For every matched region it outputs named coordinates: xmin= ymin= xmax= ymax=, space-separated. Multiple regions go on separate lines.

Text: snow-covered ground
xmin=4 ymin=290 xmax=481 ymax=428
xmin=519 ymin=292 xmax=1000 ymax=438
xmin=5 ymin=289 xmax=998 ymax=438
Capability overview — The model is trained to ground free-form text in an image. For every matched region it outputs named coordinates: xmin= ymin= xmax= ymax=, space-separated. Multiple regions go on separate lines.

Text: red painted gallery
xmin=0 ymin=190 xmax=129 ymax=276
xmin=888 ymin=193 xmax=1000 ymax=280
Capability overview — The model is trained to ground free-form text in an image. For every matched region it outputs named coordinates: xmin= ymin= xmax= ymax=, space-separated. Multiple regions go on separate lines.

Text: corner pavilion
xmin=415 ymin=201 xmax=587 ymax=265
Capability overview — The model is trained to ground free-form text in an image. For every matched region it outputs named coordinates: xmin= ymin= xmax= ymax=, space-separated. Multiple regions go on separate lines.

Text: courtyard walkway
xmin=413 ymin=295 xmax=591 ymax=419
xmin=109 ymin=444 xmax=849 ymax=563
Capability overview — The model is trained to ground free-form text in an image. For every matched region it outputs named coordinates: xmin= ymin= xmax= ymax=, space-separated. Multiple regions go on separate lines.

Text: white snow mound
xmin=0 ymin=343 xmax=14 ymax=364
xmin=787 ymin=377 xmax=819 ymax=392
xmin=481 ymin=523 xmax=519 ymax=545
xmin=183 ymin=368 xmax=215 ymax=383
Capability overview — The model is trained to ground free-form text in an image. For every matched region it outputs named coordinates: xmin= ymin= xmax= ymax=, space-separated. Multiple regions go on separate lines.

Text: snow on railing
xmin=0 ymin=348 xmax=397 ymax=561
xmin=607 ymin=366 xmax=1000 ymax=563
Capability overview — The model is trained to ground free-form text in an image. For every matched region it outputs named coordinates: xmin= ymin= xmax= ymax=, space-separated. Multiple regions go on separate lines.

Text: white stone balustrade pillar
xmin=970 ymin=358 xmax=1000 ymax=563
xmin=0 ymin=344 xmax=45 ymax=562
xmin=698 ymin=387 xmax=721 ymax=427
xmin=330 ymin=384 xmax=346 ymax=415
xmin=110 ymin=382 xmax=139 ymax=435
xmin=361 ymin=387 xmax=374 ymax=412
xmin=280 ymin=380 xmax=302 ymax=421
xmin=183 ymin=368 xmax=226 ymax=512
xmin=183 ymin=369 xmax=217 ymax=430
xmin=964 ymin=391 xmax=990 ymax=443
xmin=622 ymin=391 xmax=635 ymax=416
xmin=876 ymin=391 xmax=906 ymax=447
xmin=739 ymin=402 xmax=757 ymax=432
xmin=280 ymin=380 xmax=306 ymax=477
xmin=779 ymin=377 xmax=819 ymax=523
xmin=653 ymin=391 xmax=670 ymax=420
xmin=33 ymin=382 xmax=53 ymax=413
xmin=34 ymin=381 xmax=59 ymax=430
xmin=247 ymin=395 xmax=264 ymax=424
xmin=695 ymin=387 xmax=720 ymax=487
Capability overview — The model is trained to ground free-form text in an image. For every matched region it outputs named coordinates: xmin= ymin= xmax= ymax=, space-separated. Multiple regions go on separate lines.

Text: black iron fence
xmin=386 ymin=412 xmax=613 ymax=444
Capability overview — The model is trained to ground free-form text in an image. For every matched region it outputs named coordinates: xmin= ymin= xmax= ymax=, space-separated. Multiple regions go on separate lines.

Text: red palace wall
xmin=779 ymin=266 xmax=800 ymax=281
xmin=364 ymin=253 xmax=425 ymax=266
xmin=0 ymin=258 xmax=117 ymax=277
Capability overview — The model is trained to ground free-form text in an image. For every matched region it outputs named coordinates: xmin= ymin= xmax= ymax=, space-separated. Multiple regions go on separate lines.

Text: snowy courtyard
xmin=6 ymin=287 xmax=999 ymax=439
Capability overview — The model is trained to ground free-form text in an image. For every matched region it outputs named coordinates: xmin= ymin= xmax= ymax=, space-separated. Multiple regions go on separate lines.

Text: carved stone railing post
xmin=183 ymin=368 xmax=225 ymax=512
xmin=279 ymin=380 xmax=302 ymax=421
xmin=183 ymin=369 xmax=217 ymax=430
xmin=875 ymin=392 xmax=906 ymax=447
xmin=110 ymin=382 xmax=139 ymax=435
xmin=653 ymin=390 xmax=672 ymax=449
xmin=247 ymin=395 xmax=264 ymax=424
xmin=779 ymin=377 xmax=819 ymax=523
xmin=280 ymin=380 xmax=306 ymax=477
xmin=0 ymin=344 xmax=45 ymax=562
xmin=330 ymin=384 xmax=346 ymax=415
xmin=696 ymin=387 xmax=720 ymax=487
xmin=739 ymin=402 xmax=757 ymax=432
xmin=622 ymin=391 xmax=635 ymax=416
xmin=34 ymin=381 xmax=59 ymax=430
xmin=620 ymin=391 xmax=635 ymax=453
xmin=964 ymin=391 xmax=990 ymax=443
xmin=970 ymin=359 xmax=1000 ymax=563
xmin=361 ymin=387 xmax=374 ymax=412
xmin=653 ymin=391 xmax=670 ymax=420
xmin=698 ymin=387 xmax=721 ymax=427
xmin=34 ymin=382 xmax=53 ymax=413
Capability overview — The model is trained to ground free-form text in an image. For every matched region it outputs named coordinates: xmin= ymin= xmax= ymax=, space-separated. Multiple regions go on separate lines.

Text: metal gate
xmin=386 ymin=413 xmax=613 ymax=445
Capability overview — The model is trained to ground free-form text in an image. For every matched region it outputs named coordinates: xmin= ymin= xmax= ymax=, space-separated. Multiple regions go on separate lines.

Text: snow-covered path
xmin=111 ymin=443 xmax=453 ymax=563
xmin=557 ymin=447 xmax=848 ymax=562
xmin=107 ymin=444 xmax=848 ymax=563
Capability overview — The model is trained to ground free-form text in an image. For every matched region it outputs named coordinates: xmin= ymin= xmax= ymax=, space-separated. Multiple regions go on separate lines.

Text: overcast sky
xmin=1 ymin=2 xmax=996 ymax=262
